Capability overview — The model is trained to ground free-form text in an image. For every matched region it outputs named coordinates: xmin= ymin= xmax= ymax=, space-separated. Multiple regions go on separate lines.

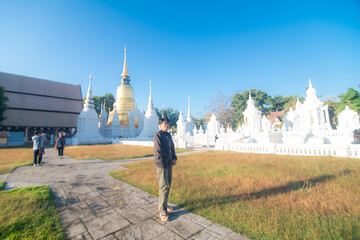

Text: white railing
xmin=218 ymin=142 xmax=360 ymax=158
xmin=112 ymin=139 xmax=154 ymax=147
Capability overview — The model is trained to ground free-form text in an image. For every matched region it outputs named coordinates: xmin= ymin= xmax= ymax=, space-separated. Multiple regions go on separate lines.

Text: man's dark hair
xmin=159 ymin=117 xmax=169 ymax=125
xmin=34 ymin=131 xmax=39 ymax=135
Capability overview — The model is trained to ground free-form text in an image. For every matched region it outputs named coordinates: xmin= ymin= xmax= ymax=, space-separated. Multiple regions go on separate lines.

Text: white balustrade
xmin=221 ymin=142 xmax=360 ymax=158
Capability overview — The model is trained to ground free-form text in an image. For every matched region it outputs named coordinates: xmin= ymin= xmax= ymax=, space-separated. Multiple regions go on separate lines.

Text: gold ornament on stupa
xmin=107 ymin=46 xmax=136 ymax=126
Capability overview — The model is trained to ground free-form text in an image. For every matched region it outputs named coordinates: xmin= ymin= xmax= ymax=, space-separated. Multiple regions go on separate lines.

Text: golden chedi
xmin=107 ymin=46 xmax=135 ymax=126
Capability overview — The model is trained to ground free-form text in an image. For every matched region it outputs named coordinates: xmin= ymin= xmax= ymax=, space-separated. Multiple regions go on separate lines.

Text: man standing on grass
xmin=153 ymin=117 xmax=177 ymax=222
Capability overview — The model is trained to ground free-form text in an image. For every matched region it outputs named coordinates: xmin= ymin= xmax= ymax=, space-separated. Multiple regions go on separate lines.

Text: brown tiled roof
xmin=0 ymin=72 xmax=83 ymax=128
xmin=269 ymin=109 xmax=286 ymax=123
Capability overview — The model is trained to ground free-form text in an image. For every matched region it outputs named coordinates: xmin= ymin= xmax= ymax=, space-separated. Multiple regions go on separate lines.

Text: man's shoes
xmin=34 ymin=164 xmax=36 ymax=167
xmin=159 ymin=213 xmax=168 ymax=222
xmin=167 ymin=206 xmax=173 ymax=213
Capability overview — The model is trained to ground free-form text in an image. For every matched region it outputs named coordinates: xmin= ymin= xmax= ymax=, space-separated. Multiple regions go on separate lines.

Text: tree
xmin=208 ymin=92 xmax=234 ymax=127
xmin=84 ymin=93 xmax=115 ymax=116
xmin=282 ymin=95 xmax=303 ymax=111
xmin=192 ymin=117 xmax=206 ymax=129
xmin=338 ymin=88 xmax=360 ymax=113
xmin=268 ymin=94 xmax=286 ymax=112
xmin=0 ymin=86 xmax=8 ymax=126
xmin=231 ymin=89 xmax=271 ymax=127
xmin=93 ymin=93 xmax=115 ymax=116
xmin=324 ymin=100 xmax=340 ymax=129
xmin=268 ymin=94 xmax=302 ymax=112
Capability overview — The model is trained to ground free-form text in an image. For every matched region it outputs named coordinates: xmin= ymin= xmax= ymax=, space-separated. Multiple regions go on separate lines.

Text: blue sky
xmin=0 ymin=0 xmax=359 ymax=118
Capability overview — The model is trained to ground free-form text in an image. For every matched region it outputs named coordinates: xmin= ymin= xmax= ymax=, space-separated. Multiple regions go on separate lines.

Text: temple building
xmin=242 ymin=93 xmax=262 ymax=133
xmin=284 ymin=79 xmax=332 ymax=132
xmin=0 ymin=71 xmax=82 ymax=145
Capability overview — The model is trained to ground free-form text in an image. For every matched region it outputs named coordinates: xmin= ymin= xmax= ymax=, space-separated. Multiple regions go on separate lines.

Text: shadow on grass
xmin=181 ymin=169 xmax=354 ymax=211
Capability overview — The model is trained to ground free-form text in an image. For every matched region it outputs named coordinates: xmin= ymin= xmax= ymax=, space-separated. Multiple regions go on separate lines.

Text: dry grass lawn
xmin=110 ymin=151 xmax=360 ymax=240
xmin=65 ymin=144 xmax=190 ymax=161
xmin=0 ymin=148 xmax=33 ymax=173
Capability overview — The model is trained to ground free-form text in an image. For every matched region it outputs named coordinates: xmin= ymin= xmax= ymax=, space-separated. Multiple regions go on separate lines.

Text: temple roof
xmin=0 ymin=71 xmax=82 ymax=128
xmin=268 ymin=109 xmax=286 ymax=123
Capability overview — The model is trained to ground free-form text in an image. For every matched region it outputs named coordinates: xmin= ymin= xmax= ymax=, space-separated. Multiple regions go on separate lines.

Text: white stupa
xmin=338 ymin=106 xmax=360 ymax=131
xmin=242 ymin=93 xmax=262 ymax=133
xmin=72 ymin=74 xmax=104 ymax=144
xmin=99 ymin=101 xmax=108 ymax=135
xmin=284 ymin=79 xmax=332 ymax=133
xmin=206 ymin=113 xmax=221 ymax=136
xmin=137 ymin=80 xmax=159 ymax=139
xmin=176 ymin=111 xmax=187 ymax=137
xmin=185 ymin=96 xmax=195 ymax=134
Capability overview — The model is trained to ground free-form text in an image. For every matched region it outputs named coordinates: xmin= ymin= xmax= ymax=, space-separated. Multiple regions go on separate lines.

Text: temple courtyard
xmin=0 ymin=146 xmax=359 ymax=239
xmin=0 ymin=148 xmax=249 ymax=240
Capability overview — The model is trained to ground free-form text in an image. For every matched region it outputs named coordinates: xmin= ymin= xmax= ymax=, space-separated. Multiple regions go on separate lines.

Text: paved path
xmin=0 ymin=148 xmax=250 ymax=240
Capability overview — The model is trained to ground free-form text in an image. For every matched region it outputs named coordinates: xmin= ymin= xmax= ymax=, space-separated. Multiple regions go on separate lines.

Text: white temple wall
xmin=216 ymin=142 xmax=360 ymax=158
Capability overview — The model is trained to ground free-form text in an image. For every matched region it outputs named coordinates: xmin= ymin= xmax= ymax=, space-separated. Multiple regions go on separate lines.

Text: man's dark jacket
xmin=153 ymin=130 xmax=177 ymax=168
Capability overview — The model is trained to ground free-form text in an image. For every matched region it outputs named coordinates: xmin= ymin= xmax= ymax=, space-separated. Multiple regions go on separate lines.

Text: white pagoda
xmin=72 ymin=74 xmax=104 ymax=145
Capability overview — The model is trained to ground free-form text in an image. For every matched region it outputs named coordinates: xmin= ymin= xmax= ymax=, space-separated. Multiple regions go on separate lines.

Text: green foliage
xmin=0 ymin=182 xmax=5 ymax=190
xmin=154 ymin=107 xmax=180 ymax=130
xmin=193 ymin=117 xmax=205 ymax=129
xmin=325 ymin=100 xmax=341 ymax=129
xmin=0 ymin=86 xmax=8 ymax=126
xmin=0 ymin=185 xmax=65 ymax=239
xmin=269 ymin=95 xmax=300 ymax=112
xmin=84 ymin=93 xmax=115 ymax=116
xmin=230 ymin=90 xmax=303 ymax=128
xmin=231 ymin=89 xmax=271 ymax=127
xmin=339 ymin=88 xmax=360 ymax=113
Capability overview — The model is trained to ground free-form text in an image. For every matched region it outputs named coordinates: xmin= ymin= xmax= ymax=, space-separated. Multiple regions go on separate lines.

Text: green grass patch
xmin=110 ymin=151 xmax=360 ymax=240
xmin=0 ymin=182 xmax=5 ymax=191
xmin=0 ymin=185 xmax=65 ymax=240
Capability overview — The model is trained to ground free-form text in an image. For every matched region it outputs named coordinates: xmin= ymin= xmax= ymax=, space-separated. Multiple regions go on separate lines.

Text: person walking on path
xmin=32 ymin=131 xmax=41 ymax=167
xmin=153 ymin=117 xmax=177 ymax=222
xmin=55 ymin=132 xmax=65 ymax=159
xmin=38 ymin=133 xmax=46 ymax=165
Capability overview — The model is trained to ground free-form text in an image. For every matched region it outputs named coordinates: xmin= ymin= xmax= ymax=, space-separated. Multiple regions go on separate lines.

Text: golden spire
xmin=121 ymin=46 xmax=129 ymax=78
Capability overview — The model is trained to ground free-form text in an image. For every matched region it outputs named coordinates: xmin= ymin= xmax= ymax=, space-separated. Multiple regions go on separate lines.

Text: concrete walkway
xmin=0 ymin=148 xmax=250 ymax=240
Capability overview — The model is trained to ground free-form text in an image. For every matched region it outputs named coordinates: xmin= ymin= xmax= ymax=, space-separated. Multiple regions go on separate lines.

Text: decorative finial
xmin=309 ymin=78 xmax=312 ymax=88
xmin=187 ymin=96 xmax=191 ymax=121
xmin=84 ymin=74 xmax=94 ymax=109
xmin=149 ymin=80 xmax=152 ymax=99
xmin=121 ymin=46 xmax=129 ymax=79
